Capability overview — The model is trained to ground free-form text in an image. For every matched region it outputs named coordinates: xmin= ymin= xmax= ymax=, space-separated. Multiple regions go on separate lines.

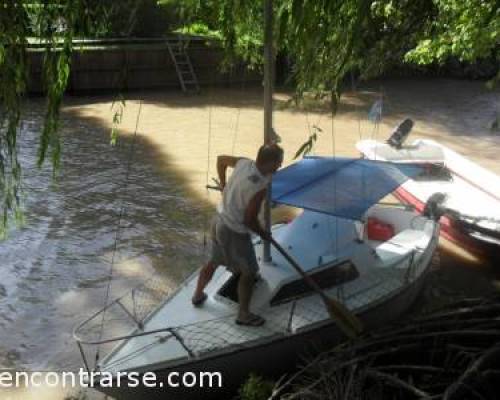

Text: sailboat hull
xmin=94 ymin=258 xmax=432 ymax=400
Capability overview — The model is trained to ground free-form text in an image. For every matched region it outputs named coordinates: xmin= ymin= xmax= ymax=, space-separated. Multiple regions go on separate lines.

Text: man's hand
xmin=211 ymin=177 xmax=225 ymax=191
xmin=259 ymin=230 xmax=272 ymax=242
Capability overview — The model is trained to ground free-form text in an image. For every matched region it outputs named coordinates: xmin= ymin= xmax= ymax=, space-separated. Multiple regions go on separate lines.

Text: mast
xmin=263 ymin=0 xmax=274 ymax=262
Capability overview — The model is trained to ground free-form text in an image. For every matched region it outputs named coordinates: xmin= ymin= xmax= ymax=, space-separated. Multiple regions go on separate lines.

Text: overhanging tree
xmin=1 ymin=0 xmax=499 ymax=235
xmin=0 ymin=0 xmax=131 ymax=236
xmin=162 ymin=0 xmax=498 ymax=90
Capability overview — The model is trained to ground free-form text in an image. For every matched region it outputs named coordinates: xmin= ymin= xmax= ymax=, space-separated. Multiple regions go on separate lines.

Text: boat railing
xmin=73 ymin=272 xmax=180 ymax=372
xmin=73 ymin=252 xmax=427 ymax=373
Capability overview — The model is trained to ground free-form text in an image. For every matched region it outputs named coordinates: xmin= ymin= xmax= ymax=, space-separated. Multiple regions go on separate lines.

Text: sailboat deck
xmin=73 ymin=207 xmax=437 ymax=375
xmin=97 ymin=251 xmax=422 ymax=373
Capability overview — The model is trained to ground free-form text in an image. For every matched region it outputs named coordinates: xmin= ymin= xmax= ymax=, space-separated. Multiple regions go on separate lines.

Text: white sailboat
xmin=74 ymin=157 xmax=440 ymax=399
xmin=73 ymin=4 xmax=441 ymax=399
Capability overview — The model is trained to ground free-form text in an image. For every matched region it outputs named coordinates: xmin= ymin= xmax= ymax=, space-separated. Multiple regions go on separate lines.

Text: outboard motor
xmin=423 ymin=192 xmax=448 ymax=221
xmin=387 ymin=118 xmax=414 ymax=149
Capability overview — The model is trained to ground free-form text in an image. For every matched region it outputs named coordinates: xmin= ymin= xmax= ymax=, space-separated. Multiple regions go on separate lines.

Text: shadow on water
xmin=0 ymin=98 xmax=218 ymax=374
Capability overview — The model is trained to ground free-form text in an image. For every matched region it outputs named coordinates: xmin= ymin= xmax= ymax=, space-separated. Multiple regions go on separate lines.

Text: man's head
xmin=256 ymin=143 xmax=284 ymax=175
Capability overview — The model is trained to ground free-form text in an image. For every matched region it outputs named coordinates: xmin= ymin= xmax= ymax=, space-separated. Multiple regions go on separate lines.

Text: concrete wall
xmin=27 ymin=38 xmax=260 ymax=94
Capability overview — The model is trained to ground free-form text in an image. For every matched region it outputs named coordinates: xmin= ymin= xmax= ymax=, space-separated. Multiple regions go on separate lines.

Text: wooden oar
xmin=269 ymin=237 xmax=363 ymax=339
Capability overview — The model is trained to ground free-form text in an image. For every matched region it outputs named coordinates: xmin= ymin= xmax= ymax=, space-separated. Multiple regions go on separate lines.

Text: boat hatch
xmin=217 ymin=273 xmax=241 ymax=303
xmin=270 ymin=260 xmax=359 ymax=306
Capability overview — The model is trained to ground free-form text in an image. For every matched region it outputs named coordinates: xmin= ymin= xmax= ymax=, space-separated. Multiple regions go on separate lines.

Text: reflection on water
xmin=0 ymin=100 xmax=208 ymax=372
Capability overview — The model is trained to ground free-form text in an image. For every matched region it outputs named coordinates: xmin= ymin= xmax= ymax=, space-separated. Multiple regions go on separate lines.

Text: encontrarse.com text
xmin=0 ymin=369 xmax=222 ymax=389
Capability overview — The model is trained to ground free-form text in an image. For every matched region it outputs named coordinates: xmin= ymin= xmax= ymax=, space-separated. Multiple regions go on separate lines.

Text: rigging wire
xmin=230 ymin=67 xmax=247 ymax=155
xmin=88 ymin=7 xmax=145 ymax=365
xmin=96 ymin=100 xmax=143 ymax=364
xmin=374 ymin=87 xmax=384 ymax=145
xmin=203 ymin=60 xmax=218 ymax=250
xmin=204 ymin=98 xmax=213 ymax=249
xmin=351 ymin=71 xmax=363 ymax=143
xmin=330 ymin=92 xmax=338 ymax=257
xmin=368 ymin=90 xmax=384 ymax=161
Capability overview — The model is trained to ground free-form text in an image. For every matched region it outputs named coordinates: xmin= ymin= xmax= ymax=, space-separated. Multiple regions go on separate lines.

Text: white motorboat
xmin=357 ymin=121 xmax=500 ymax=262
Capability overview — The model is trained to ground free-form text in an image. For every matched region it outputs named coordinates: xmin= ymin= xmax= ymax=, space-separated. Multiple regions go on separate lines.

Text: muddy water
xmin=0 ymin=101 xmax=208 ymax=371
xmin=0 ymin=79 xmax=498 ymax=397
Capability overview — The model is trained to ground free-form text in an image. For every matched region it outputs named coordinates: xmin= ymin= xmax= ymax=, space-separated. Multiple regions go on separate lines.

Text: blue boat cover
xmin=271 ymin=157 xmax=422 ymax=220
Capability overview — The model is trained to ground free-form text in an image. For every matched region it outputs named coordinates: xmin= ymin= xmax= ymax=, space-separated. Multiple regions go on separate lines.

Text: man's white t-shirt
xmin=217 ymin=158 xmax=270 ymax=234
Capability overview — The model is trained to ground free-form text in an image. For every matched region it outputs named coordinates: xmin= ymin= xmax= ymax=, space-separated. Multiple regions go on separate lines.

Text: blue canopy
xmin=271 ymin=157 xmax=422 ymax=220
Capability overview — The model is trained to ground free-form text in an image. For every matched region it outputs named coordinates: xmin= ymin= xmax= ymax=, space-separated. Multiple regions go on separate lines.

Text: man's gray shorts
xmin=209 ymin=216 xmax=259 ymax=276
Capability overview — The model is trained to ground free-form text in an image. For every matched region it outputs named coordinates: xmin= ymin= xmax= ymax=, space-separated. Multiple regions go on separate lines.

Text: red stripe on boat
xmin=394 ymin=187 xmax=488 ymax=257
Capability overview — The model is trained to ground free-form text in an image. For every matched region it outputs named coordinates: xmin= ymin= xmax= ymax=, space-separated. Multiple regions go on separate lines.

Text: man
xmin=192 ymin=144 xmax=284 ymax=327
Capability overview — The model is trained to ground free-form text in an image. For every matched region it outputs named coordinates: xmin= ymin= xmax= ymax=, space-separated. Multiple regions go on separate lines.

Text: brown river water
xmin=0 ymin=78 xmax=499 ymax=399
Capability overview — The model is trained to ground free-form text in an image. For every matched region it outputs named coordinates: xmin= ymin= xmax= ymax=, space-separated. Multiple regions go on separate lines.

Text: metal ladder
xmin=166 ymin=36 xmax=200 ymax=94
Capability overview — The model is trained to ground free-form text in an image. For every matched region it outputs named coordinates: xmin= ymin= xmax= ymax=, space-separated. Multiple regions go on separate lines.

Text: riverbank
xmin=27 ymin=37 xmax=257 ymax=93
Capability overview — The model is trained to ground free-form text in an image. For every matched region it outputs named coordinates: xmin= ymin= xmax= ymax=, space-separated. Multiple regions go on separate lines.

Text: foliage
xmin=104 ymin=0 xmax=174 ymax=38
xmin=176 ymin=22 xmax=222 ymax=40
xmin=23 ymin=1 xmax=172 ymax=39
xmin=0 ymin=1 xmax=113 ymax=235
xmin=163 ymin=0 xmax=499 ymax=94
xmin=160 ymin=0 xmax=265 ymax=66
xmin=405 ymin=0 xmax=499 ymax=64
xmin=1 ymin=1 xmax=162 ymax=235
xmin=406 ymin=0 xmax=500 ymax=85
xmin=1 ymin=0 xmax=498 ymax=236
xmin=239 ymin=373 xmax=275 ymax=400
xmin=0 ymin=1 xmax=29 ymax=236
xmin=294 ymin=125 xmax=321 ymax=159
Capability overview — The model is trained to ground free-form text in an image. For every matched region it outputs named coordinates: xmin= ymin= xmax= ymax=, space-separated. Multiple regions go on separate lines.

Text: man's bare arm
xmin=244 ymin=189 xmax=270 ymax=240
xmin=217 ymin=155 xmax=242 ymax=189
